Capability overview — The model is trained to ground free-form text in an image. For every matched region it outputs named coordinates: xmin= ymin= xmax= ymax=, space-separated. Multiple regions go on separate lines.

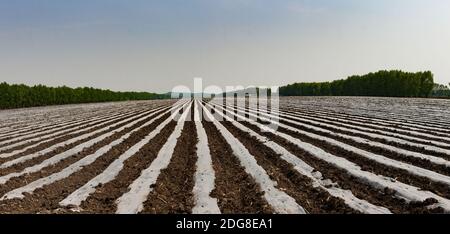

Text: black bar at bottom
xmin=0 ymin=214 xmax=447 ymax=233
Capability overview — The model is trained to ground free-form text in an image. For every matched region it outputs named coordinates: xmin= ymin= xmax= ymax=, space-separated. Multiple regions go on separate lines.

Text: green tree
xmin=0 ymin=82 xmax=170 ymax=110
xmin=280 ymin=70 xmax=435 ymax=98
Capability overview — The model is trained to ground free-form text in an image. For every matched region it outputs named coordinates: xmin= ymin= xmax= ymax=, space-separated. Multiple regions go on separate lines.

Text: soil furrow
xmin=282 ymin=108 xmax=450 ymax=145
xmin=275 ymin=120 xmax=450 ymax=196
xmin=211 ymin=104 xmax=444 ymax=214
xmin=141 ymin=105 xmax=197 ymax=214
xmin=277 ymin=116 xmax=450 ymax=160
xmin=0 ymin=104 xmax=151 ymax=144
xmin=220 ymin=120 xmax=357 ymax=214
xmin=242 ymin=119 xmax=444 ymax=213
xmin=228 ymin=103 xmax=450 ymax=159
xmin=281 ymin=106 xmax=450 ymax=138
xmin=0 ymin=104 xmax=156 ymax=149
xmin=267 ymin=115 xmax=450 ymax=177
xmin=271 ymin=120 xmax=450 ymax=198
xmin=0 ymin=106 xmax=169 ymax=173
xmin=201 ymin=118 xmax=274 ymax=214
xmin=0 ymin=111 xmax=173 ymax=213
xmin=232 ymin=102 xmax=450 ymax=202
xmin=0 ymin=110 xmax=143 ymax=153
xmin=228 ymin=104 xmax=450 ymax=178
xmin=79 ymin=121 xmax=178 ymax=213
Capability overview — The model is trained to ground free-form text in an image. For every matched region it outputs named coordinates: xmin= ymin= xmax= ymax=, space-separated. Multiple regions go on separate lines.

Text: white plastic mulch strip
xmin=59 ymin=101 xmax=189 ymax=208
xmin=0 ymin=105 xmax=136 ymax=141
xmin=191 ymin=100 xmax=221 ymax=214
xmin=234 ymin=103 xmax=450 ymax=157
xmin=0 ymin=105 xmax=162 ymax=168
xmin=280 ymin=107 xmax=450 ymax=143
xmin=115 ymin=102 xmax=193 ymax=214
xmin=0 ymin=103 xmax=183 ymax=200
xmin=204 ymin=102 xmax=391 ymax=214
xmin=0 ymin=106 xmax=166 ymax=157
xmin=229 ymin=104 xmax=450 ymax=170
xmin=201 ymin=103 xmax=306 ymax=214
xmin=0 ymin=104 xmax=180 ymax=185
xmin=209 ymin=102 xmax=450 ymax=212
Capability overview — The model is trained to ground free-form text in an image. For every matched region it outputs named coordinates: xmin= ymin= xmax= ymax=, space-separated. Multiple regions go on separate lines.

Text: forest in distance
xmin=279 ymin=70 xmax=442 ymax=97
xmin=0 ymin=83 xmax=169 ymax=110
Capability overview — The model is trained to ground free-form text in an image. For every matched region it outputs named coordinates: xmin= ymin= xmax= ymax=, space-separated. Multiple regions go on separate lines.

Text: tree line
xmin=431 ymin=83 xmax=450 ymax=98
xmin=0 ymin=82 xmax=169 ymax=110
xmin=280 ymin=70 xmax=435 ymax=97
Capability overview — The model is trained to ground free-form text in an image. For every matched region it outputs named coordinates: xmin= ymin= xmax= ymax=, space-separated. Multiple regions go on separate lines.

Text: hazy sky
xmin=1 ymin=0 xmax=449 ymax=92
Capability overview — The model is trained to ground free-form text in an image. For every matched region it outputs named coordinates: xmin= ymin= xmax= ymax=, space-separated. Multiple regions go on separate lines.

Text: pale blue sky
xmin=0 ymin=0 xmax=449 ymax=92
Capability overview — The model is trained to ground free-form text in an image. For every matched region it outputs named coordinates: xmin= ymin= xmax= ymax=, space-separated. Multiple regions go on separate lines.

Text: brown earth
xmin=141 ymin=104 xmax=197 ymax=214
xmin=201 ymin=111 xmax=274 ymax=214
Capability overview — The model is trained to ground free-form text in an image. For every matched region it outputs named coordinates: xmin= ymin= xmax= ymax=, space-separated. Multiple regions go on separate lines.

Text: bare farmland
xmin=0 ymin=97 xmax=449 ymax=214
